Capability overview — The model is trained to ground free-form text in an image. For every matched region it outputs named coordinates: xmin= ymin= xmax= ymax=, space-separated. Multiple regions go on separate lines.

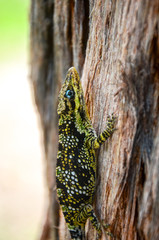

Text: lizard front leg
xmin=93 ymin=114 xmax=116 ymax=149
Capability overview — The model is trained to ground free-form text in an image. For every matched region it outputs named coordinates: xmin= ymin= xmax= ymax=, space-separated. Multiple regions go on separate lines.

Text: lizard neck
xmin=58 ymin=110 xmax=90 ymax=134
xmin=58 ymin=112 xmax=75 ymax=124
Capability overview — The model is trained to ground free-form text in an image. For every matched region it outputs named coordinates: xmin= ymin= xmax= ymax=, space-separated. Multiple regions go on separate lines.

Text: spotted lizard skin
xmin=56 ymin=67 xmax=116 ymax=239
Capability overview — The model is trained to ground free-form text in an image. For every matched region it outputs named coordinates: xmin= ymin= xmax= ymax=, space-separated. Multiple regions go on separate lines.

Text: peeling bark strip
xmin=30 ymin=0 xmax=159 ymax=240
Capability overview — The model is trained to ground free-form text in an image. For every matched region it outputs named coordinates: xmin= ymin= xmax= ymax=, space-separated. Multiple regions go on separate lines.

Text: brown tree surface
xmin=30 ymin=1 xmax=159 ymax=240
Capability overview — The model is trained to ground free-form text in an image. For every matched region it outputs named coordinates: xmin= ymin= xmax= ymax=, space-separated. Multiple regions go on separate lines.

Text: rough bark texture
xmin=30 ymin=1 xmax=159 ymax=240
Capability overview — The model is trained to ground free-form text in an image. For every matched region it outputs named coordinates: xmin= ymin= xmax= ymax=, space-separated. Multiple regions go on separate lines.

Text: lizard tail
xmin=69 ymin=225 xmax=85 ymax=240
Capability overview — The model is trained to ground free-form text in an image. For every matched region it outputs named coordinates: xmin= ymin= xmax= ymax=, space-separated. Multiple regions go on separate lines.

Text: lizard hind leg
xmin=76 ymin=204 xmax=102 ymax=239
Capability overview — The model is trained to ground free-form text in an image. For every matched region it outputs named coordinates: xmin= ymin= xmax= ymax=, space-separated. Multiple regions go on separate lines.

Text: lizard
xmin=56 ymin=67 xmax=116 ymax=240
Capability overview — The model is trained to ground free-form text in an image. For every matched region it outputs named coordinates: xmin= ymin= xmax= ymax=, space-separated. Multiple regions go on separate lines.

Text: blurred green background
xmin=0 ymin=1 xmax=45 ymax=240
xmin=0 ymin=0 xmax=29 ymax=61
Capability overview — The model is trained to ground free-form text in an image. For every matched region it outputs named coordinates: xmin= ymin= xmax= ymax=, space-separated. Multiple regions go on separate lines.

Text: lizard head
xmin=57 ymin=67 xmax=87 ymax=118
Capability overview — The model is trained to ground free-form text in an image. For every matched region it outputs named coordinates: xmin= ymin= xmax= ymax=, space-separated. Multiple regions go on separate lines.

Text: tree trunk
xmin=30 ymin=1 xmax=159 ymax=240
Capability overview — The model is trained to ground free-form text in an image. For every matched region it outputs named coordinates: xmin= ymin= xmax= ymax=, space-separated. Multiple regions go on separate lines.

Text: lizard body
xmin=56 ymin=67 xmax=116 ymax=239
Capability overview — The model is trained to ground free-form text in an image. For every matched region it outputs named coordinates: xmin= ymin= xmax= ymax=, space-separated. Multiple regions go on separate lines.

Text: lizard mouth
xmin=66 ymin=67 xmax=80 ymax=88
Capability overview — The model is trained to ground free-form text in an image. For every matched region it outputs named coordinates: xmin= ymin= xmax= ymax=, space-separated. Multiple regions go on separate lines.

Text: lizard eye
xmin=65 ymin=89 xmax=74 ymax=99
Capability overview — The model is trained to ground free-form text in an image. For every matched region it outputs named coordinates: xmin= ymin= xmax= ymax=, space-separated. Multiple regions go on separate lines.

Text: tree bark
xmin=30 ymin=1 xmax=159 ymax=240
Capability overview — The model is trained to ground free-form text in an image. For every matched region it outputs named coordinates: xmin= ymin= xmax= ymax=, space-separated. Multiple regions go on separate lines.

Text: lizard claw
xmin=102 ymin=222 xmax=114 ymax=238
